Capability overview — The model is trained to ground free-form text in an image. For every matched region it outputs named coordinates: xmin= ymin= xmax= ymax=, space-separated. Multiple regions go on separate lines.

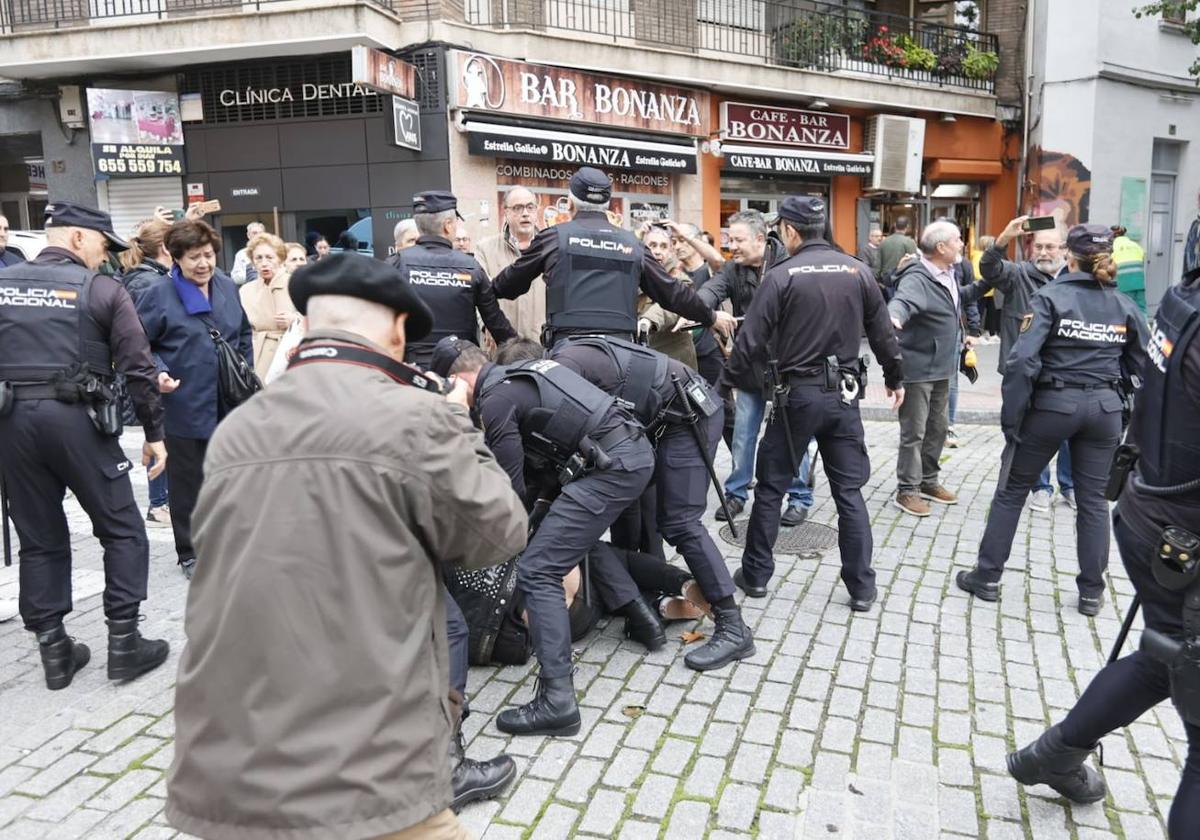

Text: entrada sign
xmin=720 ymin=102 xmax=851 ymax=150
xmin=453 ymin=52 xmax=709 ymax=137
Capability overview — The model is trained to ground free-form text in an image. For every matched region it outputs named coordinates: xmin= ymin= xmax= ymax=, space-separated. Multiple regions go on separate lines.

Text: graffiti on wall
xmin=1027 ymin=148 xmax=1091 ymax=226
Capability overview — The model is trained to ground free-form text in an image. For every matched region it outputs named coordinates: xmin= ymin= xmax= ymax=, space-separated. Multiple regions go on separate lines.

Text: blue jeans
xmin=1034 ymin=442 xmax=1074 ymax=494
xmin=148 ymin=456 xmax=168 ymax=508
xmin=725 ymin=390 xmax=813 ymax=509
xmin=949 ymin=375 xmax=959 ymax=426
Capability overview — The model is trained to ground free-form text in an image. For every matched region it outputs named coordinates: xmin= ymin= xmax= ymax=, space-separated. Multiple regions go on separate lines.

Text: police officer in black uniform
xmin=1004 ymin=265 xmax=1199 ymax=837
xmin=0 ymin=202 xmax=171 ymax=690
xmin=957 ymin=224 xmax=1149 ymax=615
xmin=390 ymin=191 xmax=515 ymax=368
xmin=436 ymin=341 xmax=663 ymax=736
xmin=725 ymin=196 xmax=905 ymax=610
xmin=489 ymin=167 xmax=736 ymax=348
xmin=497 ymin=334 xmax=756 ymax=672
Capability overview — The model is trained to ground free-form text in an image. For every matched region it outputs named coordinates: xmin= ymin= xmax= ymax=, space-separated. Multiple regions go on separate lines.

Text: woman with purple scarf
xmin=133 ymin=219 xmax=252 ymax=579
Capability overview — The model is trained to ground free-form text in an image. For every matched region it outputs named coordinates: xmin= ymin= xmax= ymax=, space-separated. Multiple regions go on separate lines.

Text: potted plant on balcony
xmin=776 ymin=15 xmax=845 ymax=70
xmin=962 ymin=42 xmax=999 ymax=80
xmin=896 ymin=34 xmax=937 ymax=72
xmin=861 ymin=25 xmax=907 ymax=70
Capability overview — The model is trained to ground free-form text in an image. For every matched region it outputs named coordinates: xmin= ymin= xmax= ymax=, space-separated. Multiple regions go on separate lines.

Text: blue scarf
xmin=171 ymin=265 xmax=213 ymax=316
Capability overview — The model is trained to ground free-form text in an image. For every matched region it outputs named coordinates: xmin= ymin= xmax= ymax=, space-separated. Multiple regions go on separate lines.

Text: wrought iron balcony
xmin=0 ymin=0 xmax=394 ymax=33
xmin=463 ymin=0 xmax=1000 ymax=94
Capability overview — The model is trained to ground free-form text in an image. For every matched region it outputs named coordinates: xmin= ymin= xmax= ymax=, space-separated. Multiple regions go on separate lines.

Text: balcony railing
xmin=0 ymin=0 xmax=394 ymax=34
xmin=464 ymin=0 xmax=1000 ymax=94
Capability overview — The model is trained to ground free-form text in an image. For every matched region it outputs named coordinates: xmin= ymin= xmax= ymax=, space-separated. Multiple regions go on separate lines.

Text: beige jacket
xmin=638 ymin=263 xmax=698 ymax=369
xmin=166 ymin=329 xmax=527 ymax=840
xmin=239 ymin=270 xmax=299 ymax=379
xmin=476 ymin=225 xmax=544 ymax=341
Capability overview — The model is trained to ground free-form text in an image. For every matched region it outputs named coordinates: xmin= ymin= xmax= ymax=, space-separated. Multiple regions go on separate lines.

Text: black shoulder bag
xmin=200 ymin=314 xmax=262 ymax=411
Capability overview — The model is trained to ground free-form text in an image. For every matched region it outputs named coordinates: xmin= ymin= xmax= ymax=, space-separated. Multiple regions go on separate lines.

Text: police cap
xmin=568 ymin=167 xmax=612 ymax=204
xmin=44 ymin=201 xmax=129 ymax=252
xmin=1066 ymin=223 xmax=1114 ymax=257
xmin=413 ymin=191 xmax=464 ymax=220
xmin=429 ymin=335 xmax=472 ymax=378
xmin=288 ymin=252 xmax=434 ymax=341
xmin=777 ymin=196 xmax=827 ymax=227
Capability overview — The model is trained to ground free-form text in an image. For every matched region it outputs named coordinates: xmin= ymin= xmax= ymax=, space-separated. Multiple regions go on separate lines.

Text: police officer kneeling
xmin=0 ymin=202 xmax=170 ymax=690
xmin=1003 ymin=263 xmax=1198 ymax=836
xmin=500 ymin=335 xmax=755 ymax=671
xmin=390 ymin=191 xmax=515 ymax=368
xmin=956 ymin=224 xmax=1149 ymax=616
xmin=437 ymin=343 xmax=663 ymax=736
xmin=724 ymin=197 xmax=905 ymax=610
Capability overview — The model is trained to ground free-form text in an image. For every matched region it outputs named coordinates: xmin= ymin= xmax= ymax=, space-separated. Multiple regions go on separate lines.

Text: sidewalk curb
xmin=860 ymin=405 xmax=1001 ymax=425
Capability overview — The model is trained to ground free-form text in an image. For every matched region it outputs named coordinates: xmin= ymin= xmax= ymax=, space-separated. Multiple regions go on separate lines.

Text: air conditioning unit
xmin=865 ymin=115 xmax=925 ymax=193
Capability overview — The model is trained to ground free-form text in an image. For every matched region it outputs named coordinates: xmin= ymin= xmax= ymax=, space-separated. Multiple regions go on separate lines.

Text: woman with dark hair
xmin=957 ymin=224 xmax=1149 ymax=616
xmin=133 ymin=219 xmax=252 ymax=579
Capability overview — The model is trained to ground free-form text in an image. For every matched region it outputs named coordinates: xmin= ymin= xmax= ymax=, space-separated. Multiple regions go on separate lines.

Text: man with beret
xmin=724 ymin=196 xmax=906 ymax=611
xmin=167 ymin=253 xmax=529 ymax=840
xmin=490 ymin=166 xmax=736 ymax=348
xmin=0 ymin=201 xmax=170 ymax=690
xmin=431 ymin=337 xmax=667 ymax=737
xmin=389 ymin=190 xmax=515 ymax=369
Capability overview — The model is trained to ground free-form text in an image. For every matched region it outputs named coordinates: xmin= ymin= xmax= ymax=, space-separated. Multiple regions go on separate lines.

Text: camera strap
xmin=288 ymin=342 xmax=445 ymax=395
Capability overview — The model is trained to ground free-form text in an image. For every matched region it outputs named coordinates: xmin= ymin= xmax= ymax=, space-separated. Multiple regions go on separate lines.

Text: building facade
xmin=0 ymin=0 xmax=1024 ymax=260
xmin=1027 ymin=0 xmax=1199 ymax=312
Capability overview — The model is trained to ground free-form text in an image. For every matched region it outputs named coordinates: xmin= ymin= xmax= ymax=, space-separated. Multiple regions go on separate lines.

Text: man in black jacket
xmin=391 ymin=191 xmax=515 ymax=369
xmin=888 ymin=221 xmax=992 ymax=517
xmin=699 ymin=211 xmax=815 ymax=527
xmin=0 ymin=214 xmax=25 ymax=267
xmin=724 ymin=196 xmax=904 ymax=609
xmin=980 ymin=216 xmax=1074 ymax=510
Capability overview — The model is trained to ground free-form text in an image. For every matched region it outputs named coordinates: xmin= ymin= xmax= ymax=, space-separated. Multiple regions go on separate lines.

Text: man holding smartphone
xmin=980 ymin=215 xmax=1075 ymax=510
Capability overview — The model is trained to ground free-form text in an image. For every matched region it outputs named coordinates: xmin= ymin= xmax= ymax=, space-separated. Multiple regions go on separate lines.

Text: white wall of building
xmin=1029 ymin=0 xmax=1199 ymax=310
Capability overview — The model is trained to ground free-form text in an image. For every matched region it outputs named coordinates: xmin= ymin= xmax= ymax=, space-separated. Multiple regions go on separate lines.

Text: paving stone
xmin=717 ymin=782 xmax=758 ymax=830
xmin=578 ymin=788 xmax=626 ymax=836
xmin=631 ymin=772 xmax=677 ymax=819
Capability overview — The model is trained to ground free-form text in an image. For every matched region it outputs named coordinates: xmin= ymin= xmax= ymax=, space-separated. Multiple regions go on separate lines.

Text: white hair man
xmin=476 ymin=186 xmax=544 ymax=339
xmin=231 ymin=220 xmax=266 ymax=285
xmin=393 ymin=218 xmax=419 ymax=252
xmin=887 ymin=220 xmax=993 ymax=517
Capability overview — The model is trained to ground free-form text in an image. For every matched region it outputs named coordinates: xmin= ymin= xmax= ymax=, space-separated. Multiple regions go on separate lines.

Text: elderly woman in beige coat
xmin=238 ymin=232 xmax=298 ymax=379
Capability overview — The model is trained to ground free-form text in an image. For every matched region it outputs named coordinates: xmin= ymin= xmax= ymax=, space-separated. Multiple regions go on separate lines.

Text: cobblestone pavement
xmin=0 ymin=421 xmax=1186 ymax=839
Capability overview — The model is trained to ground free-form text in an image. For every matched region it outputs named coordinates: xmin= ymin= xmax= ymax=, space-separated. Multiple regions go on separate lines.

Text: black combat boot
xmin=1007 ymin=724 xmax=1107 ymax=804
xmin=684 ymin=603 xmax=756 ymax=672
xmin=496 ymin=675 xmax=581 ymax=737
xmin=617 ymin=597 xmax=666 ymax=651
xmin=37 ymin=625 xmax=90 ymax=691
xmin=106 ymin=617 xmax=170 ymax=682
xmin=450 ymin=726 xmax=516 ymax=811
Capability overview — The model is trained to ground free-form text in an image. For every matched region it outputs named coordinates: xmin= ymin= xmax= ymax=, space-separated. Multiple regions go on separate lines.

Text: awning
xmin=463 ymin=120 xmax=697 ymax=174
xmin=720 ymin=144 xmax=874 ymax=177
xmin=925 ymin=158 xmax=1003 ymax=182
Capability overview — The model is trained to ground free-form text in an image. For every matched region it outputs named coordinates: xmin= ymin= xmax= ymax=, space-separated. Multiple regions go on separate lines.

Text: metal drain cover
xmin=718 ymin=521 xmax=838 ymax=557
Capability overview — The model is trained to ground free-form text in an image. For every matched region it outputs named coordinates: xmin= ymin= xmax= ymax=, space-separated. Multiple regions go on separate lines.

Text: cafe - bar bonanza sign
xmin=720 ymin=102 xmax=850 ymax=149
xmin=86 ymin=88 xmax=185 ymax=178
xmin=452 ymin=51 xmax=710 ymax=137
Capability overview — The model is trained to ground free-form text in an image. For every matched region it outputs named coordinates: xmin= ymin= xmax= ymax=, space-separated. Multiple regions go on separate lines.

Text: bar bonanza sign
xmin=720 ymin=102 xmax=850 ymax=150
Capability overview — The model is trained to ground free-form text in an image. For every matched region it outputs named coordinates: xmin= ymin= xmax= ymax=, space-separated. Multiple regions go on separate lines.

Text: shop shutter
xmin=102 ymin=177 xmax=184 ymax=241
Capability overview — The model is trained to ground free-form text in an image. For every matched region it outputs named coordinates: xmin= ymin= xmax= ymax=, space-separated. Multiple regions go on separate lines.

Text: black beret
xmin=413 ymin=190 xmax=464 ymax=219
xmin=429 ymin=335 xmax=471 ymax=378
xmin=44 ymin=201 xmax=129 ymax=251
xmin=1066 ymin=223 xmax=1114 ymax=257
xmin=288 ymin=252 xmax=434 ymax=341
xmin=569 ymin=167 xmax=612 ymax=204
xmin=777 ymin=195 xmax=827 ymax=227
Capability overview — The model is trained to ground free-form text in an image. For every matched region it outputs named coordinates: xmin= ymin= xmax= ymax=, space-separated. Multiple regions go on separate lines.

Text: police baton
xmin=1 ymin=475 xmax=11 ymax=567
xmin=670 ymin=374 xmax=738 ymax=539
xmin=1107 ymin=594 xmax=1141 ymax=665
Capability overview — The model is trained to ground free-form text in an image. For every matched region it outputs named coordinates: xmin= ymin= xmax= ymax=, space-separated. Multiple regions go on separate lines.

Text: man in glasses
xmin=981 ymin=216 xmax=1075 ymax=510
xmin=477 ymin=186 xmax=544 ymax=340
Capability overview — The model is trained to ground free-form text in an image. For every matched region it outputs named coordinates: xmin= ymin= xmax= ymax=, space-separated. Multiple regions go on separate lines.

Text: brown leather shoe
xmin=894 ymin=492 xmax=931 ymax=517
xmin=920 ymin=484 xmax=959 ymax=505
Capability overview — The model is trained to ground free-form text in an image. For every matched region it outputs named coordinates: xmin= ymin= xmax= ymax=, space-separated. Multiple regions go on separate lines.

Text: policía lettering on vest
xmin=1056 ymin=319 xmax=1128 ymax=343
xmin=788 ymin=265 xmax=860 ymax=275
xmin=1147 ymin=325 xmax=1174 ymax=374
xmin=568 ymin=237 xmax=634 ymax=255
xmin=409 ymin=269 xmax=473 ymax=288
xmin=0 ymin=286 xmax=78 ymax=308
